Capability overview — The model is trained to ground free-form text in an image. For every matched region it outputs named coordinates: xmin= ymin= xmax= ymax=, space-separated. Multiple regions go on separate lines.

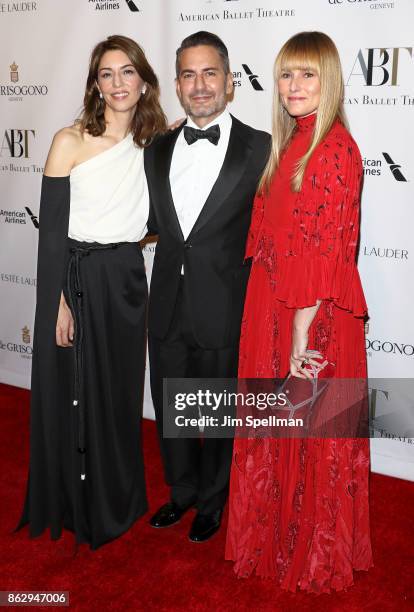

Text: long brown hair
xmin=260 ymin=31 xmax=348 ymax=193
xmin=78 ymin=35 xmax=167 ymax=147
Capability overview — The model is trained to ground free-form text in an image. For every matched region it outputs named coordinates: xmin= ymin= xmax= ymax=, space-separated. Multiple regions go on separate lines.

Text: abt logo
xmin=347 ymin=47 xmax=413 ymax=86
xmin=0 ymin=129 xmax=35 ymax=158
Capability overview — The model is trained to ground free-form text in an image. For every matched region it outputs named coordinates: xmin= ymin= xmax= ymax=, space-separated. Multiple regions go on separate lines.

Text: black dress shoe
xmin=149 ymin=502 xmax=193 ymax=528
xmin=188 ymin=509 xmax=222 ymax=542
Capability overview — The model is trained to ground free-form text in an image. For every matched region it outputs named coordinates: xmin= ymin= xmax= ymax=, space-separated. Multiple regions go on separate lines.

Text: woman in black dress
xmin=17 ymin=35 xmax=166 ymax=549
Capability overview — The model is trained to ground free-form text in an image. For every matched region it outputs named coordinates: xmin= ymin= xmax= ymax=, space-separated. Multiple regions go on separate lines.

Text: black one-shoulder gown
xmin=17 ymin=176 xmax=148 ymax=549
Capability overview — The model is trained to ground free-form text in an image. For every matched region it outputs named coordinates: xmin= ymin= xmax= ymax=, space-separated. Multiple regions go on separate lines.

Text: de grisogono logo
xmin=88 ymin=0 xmax=140 ymax=12
xmin=328 ymin=0 xmax=394 ymax=8
xmin=364 ymin=324 xmax=413 ymax=358
xmin=365 ymin=337 xmax=414 ymax=358
xmin=233 ymin=64 xmax=264 ymax=90
xmin=0 ymin=326 xmax=33 ymax=360
xmin=0 ymin=62 xmax=48 ymax=102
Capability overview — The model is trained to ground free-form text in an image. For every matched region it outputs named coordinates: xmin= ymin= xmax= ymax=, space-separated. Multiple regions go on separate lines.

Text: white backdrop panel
xmin=0 ymin=0 xmax=412 ymax=480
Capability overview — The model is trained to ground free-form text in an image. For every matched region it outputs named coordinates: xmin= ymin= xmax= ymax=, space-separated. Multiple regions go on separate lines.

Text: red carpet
xmin=0 ymin=383 xmax=413 ymax=611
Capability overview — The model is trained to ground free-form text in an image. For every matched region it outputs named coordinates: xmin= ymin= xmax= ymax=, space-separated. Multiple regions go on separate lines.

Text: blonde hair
xmin=260 ymin=31 xmax=348 ymax=193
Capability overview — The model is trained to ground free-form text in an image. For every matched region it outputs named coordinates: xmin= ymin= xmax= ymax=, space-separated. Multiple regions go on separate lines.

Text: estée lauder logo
xmin=10 ymin=62 xmax=18 ymax=83
xmin=347 ymin=47 xmax=413 ymax=86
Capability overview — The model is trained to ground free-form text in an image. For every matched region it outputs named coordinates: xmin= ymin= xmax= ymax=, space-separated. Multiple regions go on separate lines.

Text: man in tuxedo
xmin=145 ymin=31 xmax=270 ymax=542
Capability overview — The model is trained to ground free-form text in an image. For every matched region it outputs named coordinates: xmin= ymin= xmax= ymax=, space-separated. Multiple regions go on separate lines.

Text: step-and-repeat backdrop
xmin=0 ymin=0 xmax=413 ymax=481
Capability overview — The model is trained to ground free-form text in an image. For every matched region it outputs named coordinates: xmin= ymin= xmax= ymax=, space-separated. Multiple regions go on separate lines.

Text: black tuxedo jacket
xmin=144 ymin=115 xmax=271 ymax=349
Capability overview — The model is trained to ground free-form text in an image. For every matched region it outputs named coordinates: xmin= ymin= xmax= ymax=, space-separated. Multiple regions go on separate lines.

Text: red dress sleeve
xmin=275 ymin=128 xmax=368 ymax=317
xmin=245 ymin=191 xmax=265 ymax=260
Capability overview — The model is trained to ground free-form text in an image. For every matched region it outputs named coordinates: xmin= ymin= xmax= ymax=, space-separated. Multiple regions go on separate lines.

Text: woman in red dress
xmin=225 ymin=32 xmax=373 ymax=593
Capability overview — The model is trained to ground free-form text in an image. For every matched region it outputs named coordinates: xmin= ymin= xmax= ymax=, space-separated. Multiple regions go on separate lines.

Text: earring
xmin=141 ymin=85 xmax=147 ymax=95
xmin=99 ymin=92 xmax=103 ymax=99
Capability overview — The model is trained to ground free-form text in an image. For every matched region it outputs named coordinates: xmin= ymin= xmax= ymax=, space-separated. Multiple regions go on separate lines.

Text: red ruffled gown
xmin=225 ymin=113 xmax=373 ymax=593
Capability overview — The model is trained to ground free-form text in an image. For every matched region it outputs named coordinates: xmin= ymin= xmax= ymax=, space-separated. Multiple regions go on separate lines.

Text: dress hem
xmin=14 ymin=503 xmax=148 ymax=551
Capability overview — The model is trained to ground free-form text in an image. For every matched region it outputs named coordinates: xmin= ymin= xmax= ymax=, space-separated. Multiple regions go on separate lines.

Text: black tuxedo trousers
xmin=149 ymin=278 xmax=237 ymax=513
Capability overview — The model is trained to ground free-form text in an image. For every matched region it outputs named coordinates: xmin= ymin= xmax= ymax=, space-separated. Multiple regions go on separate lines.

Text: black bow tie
xmin=183 ymin=124 xmax=220 ymax=146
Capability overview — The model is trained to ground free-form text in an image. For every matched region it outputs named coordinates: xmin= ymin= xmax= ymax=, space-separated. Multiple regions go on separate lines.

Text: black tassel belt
xmin=66 ymin=241 xmax=130 ymax=481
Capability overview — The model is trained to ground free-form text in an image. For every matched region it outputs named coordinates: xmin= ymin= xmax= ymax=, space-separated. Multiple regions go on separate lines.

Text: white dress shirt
xmin=170 ymin=109 xmax=232 ymax=242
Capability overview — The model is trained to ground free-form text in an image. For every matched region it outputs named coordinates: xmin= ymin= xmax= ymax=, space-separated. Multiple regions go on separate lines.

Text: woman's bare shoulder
xmin=44 ymin=124 xmax=84 ymax=176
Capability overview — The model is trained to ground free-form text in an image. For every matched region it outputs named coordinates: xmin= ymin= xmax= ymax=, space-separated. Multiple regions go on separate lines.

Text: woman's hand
xmin=290 ymin=327 xmax=323 ymax=379
xmin=290 ymin=302 xmax=323 ymax=379
xmin=56 ymin=291 xmax=74 ymax=347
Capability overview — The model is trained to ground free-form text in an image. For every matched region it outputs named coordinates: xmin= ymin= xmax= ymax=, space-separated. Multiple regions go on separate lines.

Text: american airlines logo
xmin=25 ymin=206 xmax=39 ymax=228
xmin=88 ymin=0 xmax=140 ymax=12
xmin=0 ymin=206 xmax=38 ymax=228
xmin=233 ymin=64 xmax=264 ymax=90
xmin=382 ymin=153 xmax=407 ymax=182
xmin=125 ymin=0 xmax=139 ymax=11
xmin=241 ymin=64 xmax=263 ymax=91
xmin=363 ymin=152 xmax=408 ymax=182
